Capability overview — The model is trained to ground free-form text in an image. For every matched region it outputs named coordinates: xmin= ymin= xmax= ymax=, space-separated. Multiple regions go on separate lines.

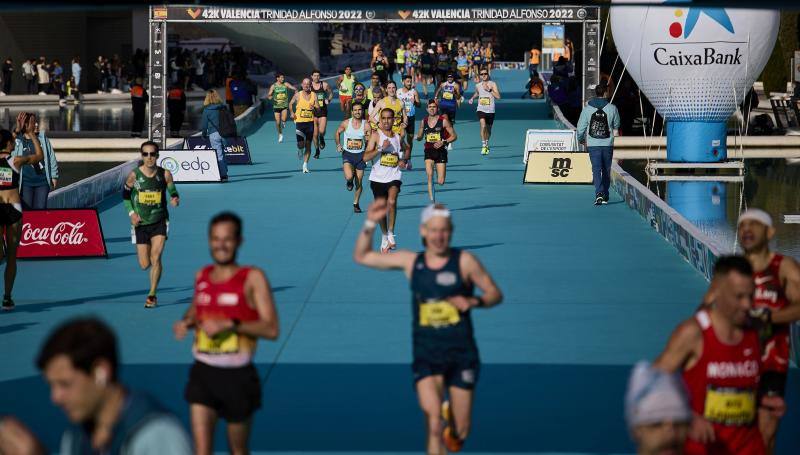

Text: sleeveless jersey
xmin=369 ymin=130 xmax=402 ymax=184
xmin=272 ymin=84 xmax=289 ymax=109
xmin=131 ymin=167 xmax=168 ymax=226
xmin=753 ymin=254 xmax=791 ymax=373
xmin=312 ymin=81 xmax=327 ymax=109
xmin=484 ymin=47 xmax=493 ymax=63
xmin=436 ymin=54 xmax=450 ymax=71
xmin=368 ymin=98 xmax=382 ymax=130
xmin=423 ymin=115 xmax=447 ymax=151
xmin=193 ymin=266 xmax=260 ymax=368
xmin=475 ymin=82 xmax=496 ymax=114
xmin=294 ymin=92 xmax=315 ymax=123
xmin=373 ymin=57 xmax=387 ymax=74
xmin=456 ymin=56 xmax=469 ymax=73
xmin=339 ymin=75 xmax=355 ymax=97
xmin=472 ymin=50 xmax=483 ymax=65
xmin=384 ymin=97 xmax=404 ymax=134
xmin=342 ymin=118 xmax=367 ymax=153
xmin=398 ymin=88 xmax=417 ymax=118
xmin=682 ymin=310 xmax=764 ymax=454
xmin=0 ymin=157 xmax=21 ymax=190
xmin=395 ymin=48 xmax=406 ymax=64
xmin=439 ymin=82 xmax=457 ymax=108
xmin=410 ymin=249 xmax=477 ymax=360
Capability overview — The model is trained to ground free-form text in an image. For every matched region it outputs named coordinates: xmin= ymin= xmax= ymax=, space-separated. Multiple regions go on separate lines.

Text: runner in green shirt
xmin=267 ymin=73 xmax=297 ymax=143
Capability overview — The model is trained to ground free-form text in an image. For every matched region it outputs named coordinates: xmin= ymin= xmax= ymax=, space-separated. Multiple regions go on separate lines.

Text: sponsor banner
xmin=523 ymin=151 xmax=592 ymax=184
xmin=183 ymin=137 xmax=252 ymax=164
xmin=18 ymin=209 xmax=107 ymax=259
xmin=542 ymin=23 xmax=565 ymax=55
xmin=48 ymin=160 xmax=138 ymax=209
xmin=157 ymin=149 xmax=221 ymax=182
xmin=523 ymin=129 xmax=577 ymax=163
xmin=148 ymin=20 xmax=167 ymax=149
xmin=491 ymin=62 xmax=525 ymax=70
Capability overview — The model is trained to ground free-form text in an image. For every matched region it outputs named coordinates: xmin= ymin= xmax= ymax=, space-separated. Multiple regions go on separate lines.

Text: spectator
xmin=624 ymin=361 xmax=691 ymax=455
xmin=0 ymin=318 xmax=192 ymax=454
xmin=553 ymin=56 xmax=571 ymax=79
xmin=522 ymin=72 xmax=544 ymax=99
xmin=200 ymin=89 xmax=229 ymax=181
xmin=94 ymin=56 xmax=106 ymax=92
xmin=13 ymin=112 xmax=57 ymax=209
xmin=224 ymin=70 xmax=235 ymax=112
xmin=51 ymin=59 xmax=64 ymax=95
xmin=65 ymin=76 xmax=80 ymax=103
xmin=547 ymin=75 xmax=568 ymax=106
xmin=229 ymin=72 xmax=255 ymax=117
xmin=36 ymin=57 xmax=50 ymax=94
xmin=71 ymin=57 xmax=81 ymax=87
xmin=167 ymin=83 xmax=186 ymax=138
xmin=577 ymin=82 xmax=621 ymax=205
xmin=130 ymin=78 xmax=148 ymax=137
xmin=2 ymin=57 xmax=12 ymax=95
xmin=22 ymin=58 xmax=35 ymax=94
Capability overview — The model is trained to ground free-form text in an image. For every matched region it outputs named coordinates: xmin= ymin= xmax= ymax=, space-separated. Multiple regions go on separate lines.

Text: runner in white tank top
xmin=335 ymin=102 xmax=371 ymax=213
xmin=364 ymin=106 xmax=409 ymax=253
xmin=469 ymin=70 xmax=501 ymax=155
xmin=397 ymin=74 xmax=421 ymax=167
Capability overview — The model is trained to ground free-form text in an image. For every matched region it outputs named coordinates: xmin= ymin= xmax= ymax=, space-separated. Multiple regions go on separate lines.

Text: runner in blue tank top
xmin=354 ymin=202 xmax=503 ymax=454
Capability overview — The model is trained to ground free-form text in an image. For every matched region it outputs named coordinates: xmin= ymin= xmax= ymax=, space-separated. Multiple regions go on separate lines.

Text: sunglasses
xmin=480 ymin=73 xmax=488 ymax=76
xmin=141 ymin=152 xmax=158 ymax=157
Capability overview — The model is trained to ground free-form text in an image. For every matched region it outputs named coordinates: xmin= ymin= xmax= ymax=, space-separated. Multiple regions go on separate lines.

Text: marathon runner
xmin=737 ymin=208 xmax=800 ymax=453
xmin=405 ymin=44 xmax=417 ymax=82
xmin=353 ymin=202 xmax=502 ymax=454
xmin=468 ymin=69 xmax=501 ymax=155
xmin=266 ymin=73 xmax=296 ymax=143
xmin=435 ymin=73 xmax=461 ymax=150
xmin=370 ymin=81 xmax=408 ymax=148
xmin=0 ymin=119 xmax=43 ymax=311
xmin=288 ymin=78 xmax=316 ymax=174
xmin=123 ymin=141 xmax=180 ymax=309
xmin=420 ymin=47 xmax=436 ymax=99
xmin=397 ymin=75 xmax=421 ymax=164
xmin=395 ymin=44 xmax=406 ymax=79
xmin=435 ymin=44 xmax=451 ymax=88
xmin=416 ymin=100 xmax=456 ymax=202
xmin=368 ymin=86 xmax=385 ymax=132
xmin=337 ymin=65 xmax=357 ymax=117
xmin=363 ymin=108 xmax=409 ymax=252
xmin=335 ymin=102 xmax=371 ymax=213
xmin=372 ymin=48 xmax=390 ymax=86
xmin=484 ymin=43 xmax=494 ymax=77
xmin=366 ymin=73 xmax=382 ymax=102
xmin=173 ymin=212 xmax=279 ymax=455
xmin=347 ymin=83 xmax=370 ymax=121
xmin=471 ymin=45 xmax=484 ymax=83
xmin=310 ymin=69 xmax=333 ymax=159
xmin=455 ymin=49 xmax=469 ymax=93
xmin=653 ymin=255 xmax=786 ymax=454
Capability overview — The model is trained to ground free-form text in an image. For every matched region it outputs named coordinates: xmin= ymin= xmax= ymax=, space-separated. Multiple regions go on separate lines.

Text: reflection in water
xmin=621 ymin=160 xmax=800 ymax=258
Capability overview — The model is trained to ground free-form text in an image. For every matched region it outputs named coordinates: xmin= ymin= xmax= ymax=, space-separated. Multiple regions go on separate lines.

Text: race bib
xmin=196 ymin=329 xmax=239 ymax=355
xmin=457 ymin=64 xmax=468 ymax=71
xmin=419 ymin=300 xmax=461 ymax=328
xmin=376 ymin=65 xmax=384 ymax=71
xmin=0 ymin=168 xmax=13 ymax=186
xmin=137 ymin=190 xmax=161 ymax=205
xmin=703 ymin=386 xmax=756 ymax=426
xmin=299 ymin=109 xmax=313 ymax=119
xmin=479 ymin=97 xmax=492 ymax=106
xmin=426 ymin=132 xmax=441 ymax=143
xmin=275 ymin=92 xmax=287 ymax=101
xmin=379 ymin=153 xmax=399 ymax=167
xmin=405 ymin=104 xmax=412 ymax=113
xmin=443 ymin=92 xmax=454 ymax=100
xmin=346 ymin=138 xmax=364 ymax=150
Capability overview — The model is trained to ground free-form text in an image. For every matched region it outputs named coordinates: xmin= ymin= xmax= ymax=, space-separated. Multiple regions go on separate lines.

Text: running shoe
xmin=387 ymin=233 xmax=397 ymax=250
xmin=602 ymin=194 xmax=610 ymax=205
xmin=320 ymin=136 xmax=326 ymax=150
xmin=1 ymin=296 xmax=14 ymax=311
xmin=594 ymin=194 xmax=604 ymax=206
xmin=481 ymin=145 xmax=489 ymax=155
xmin=447 ymin=142 xmax=453 ymax=151
xmin=145 ymin=295 xmax=157 ymax=309
xmin=278 ymin=133 xmax=283 ymax=143
xmin=302 ymin=163 xmax=310 ymax=173
xmin=380 ymin=235 xmax=390 ymax=253
xmin=314 ymin=148 xmax=320 ymax=159
xmin=346 ymin=179 xmax=354 ymax=191
xmin=353 ymin=203 xmax=362 ymax=213
xmin=441 ymin=401 xmax=463 ymax=452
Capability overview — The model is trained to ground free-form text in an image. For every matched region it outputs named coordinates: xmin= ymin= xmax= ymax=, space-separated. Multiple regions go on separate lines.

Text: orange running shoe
xmin=443 ymin=426 xmax=464 ymax=452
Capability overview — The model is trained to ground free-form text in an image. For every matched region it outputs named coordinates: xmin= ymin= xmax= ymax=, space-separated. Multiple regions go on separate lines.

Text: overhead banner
xmin=523 ymin=129 xmax=578 ymax=163
xmin=148 ymin=20 xmax=167 ymax=149
xmin=524 ymin=151 xmax=592 ymax=184
xmin=18 ymin=209 xmax=108 ymax=259
xmin=157 ymin=149 xmax=221 ymax=182
xmin=183 ymin=136 xmax=252 ymax=164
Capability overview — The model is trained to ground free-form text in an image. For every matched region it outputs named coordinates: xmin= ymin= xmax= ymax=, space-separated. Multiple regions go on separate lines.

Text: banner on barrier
xmin=183 ymin=137 xmax=252 ymax=164
xmin=523 ymin=151 xmax=592 ymax=184
xmin=158 ymin=149 xmax=221 ymax=182
xmin=523 ymin=129 xmax=577 ymax=163
xmin=18 ymin=209 xmax=107 ymax=259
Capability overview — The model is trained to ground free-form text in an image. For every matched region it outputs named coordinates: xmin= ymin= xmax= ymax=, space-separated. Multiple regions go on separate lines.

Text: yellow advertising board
xmin=523 ymin=151 xmax=593 ymax=184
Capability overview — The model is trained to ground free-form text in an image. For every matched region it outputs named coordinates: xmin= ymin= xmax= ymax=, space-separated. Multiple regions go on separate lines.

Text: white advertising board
xmin=523 ymin=129 xmax=578 ymax=163
xmin=157 ymin=149 xmax=221 ymax=182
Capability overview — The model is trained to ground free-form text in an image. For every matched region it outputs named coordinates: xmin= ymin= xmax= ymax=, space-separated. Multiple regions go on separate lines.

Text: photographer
xmin=12 ymin=113 xmax=58 ymax=209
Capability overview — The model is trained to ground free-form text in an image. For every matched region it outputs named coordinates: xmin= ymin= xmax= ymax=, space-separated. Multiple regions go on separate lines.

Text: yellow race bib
xmin=379 ymin=153 xmax=399 ymax=167
xmin=346 ymin=138 xmax=364 ymax=150
xmin=426 ymin=132 xmax=442 ymax=143
xmin=137 ymin=190 xmax=161 ymax=205
xmin=443 ymin=92 xmax=454 ymax=100
xmin=479 ymin=97 xmax=492 ymax=106
xmin=196 ymin=329 xmax=239 ymax=355
xmin=419 ymin=300 xmax=461 ymax=328
xmin=703 ymin=386 xmax=756 ymax=426
xmin=299 ymin=109 xmax=313 ymax=119
xmin=275 ymin=92 xmax=287 ymax=101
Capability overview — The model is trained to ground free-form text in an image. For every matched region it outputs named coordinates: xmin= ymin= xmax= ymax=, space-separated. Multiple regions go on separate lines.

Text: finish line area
xmin=1 ymin=70 xmax=798 ymax=453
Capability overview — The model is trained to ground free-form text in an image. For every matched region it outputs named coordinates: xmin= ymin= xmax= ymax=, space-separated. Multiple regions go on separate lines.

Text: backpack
xmin=216 ymin=107 xmax=237 ymax=137
xmin=588 ymin=107 xmax=610 ymax=139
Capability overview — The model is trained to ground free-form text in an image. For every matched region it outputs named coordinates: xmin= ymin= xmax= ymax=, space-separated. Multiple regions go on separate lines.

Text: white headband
xmin=737 ymin=208 xmax=772 ymax=228
xmin=420 ymin=205 xmax=451 ymax=224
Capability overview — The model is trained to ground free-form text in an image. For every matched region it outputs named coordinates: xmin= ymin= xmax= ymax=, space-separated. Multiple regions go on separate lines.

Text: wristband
xmin=475 ymin=297 xmax=486 ymax=308
xmin=128 ymin=210 xmax=135 ymax=216
xmin=363 ymin=219 xmax=377 ymax=230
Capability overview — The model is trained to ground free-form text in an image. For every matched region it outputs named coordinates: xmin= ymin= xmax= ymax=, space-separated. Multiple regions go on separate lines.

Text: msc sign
xmin=524 ymin=151 xmax=592 ymax=184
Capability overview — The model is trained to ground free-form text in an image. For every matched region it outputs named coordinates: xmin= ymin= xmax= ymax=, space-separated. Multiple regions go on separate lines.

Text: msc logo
xmin=549 ymin=157 xmax=572 ymax=177
xmin=667 ymin=7 xmax=734 ymax=39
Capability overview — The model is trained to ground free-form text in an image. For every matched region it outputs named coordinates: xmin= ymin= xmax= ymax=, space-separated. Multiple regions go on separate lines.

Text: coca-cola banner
xmin=18 ymin=209 xmax=108 ymax=259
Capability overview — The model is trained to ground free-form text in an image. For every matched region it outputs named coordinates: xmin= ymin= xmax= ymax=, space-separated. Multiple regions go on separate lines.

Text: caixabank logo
xmin=654 ymin=8 xmax=741 ymax=67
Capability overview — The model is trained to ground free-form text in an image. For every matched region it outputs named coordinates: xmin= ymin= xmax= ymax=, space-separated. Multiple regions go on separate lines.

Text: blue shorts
xmin=439 ymin=105 xmax=457 ymax=124
xmin=412 ymin=351 xmax=480 ymax=390
xmin=342 ymin=151 xmax=365 ymax=170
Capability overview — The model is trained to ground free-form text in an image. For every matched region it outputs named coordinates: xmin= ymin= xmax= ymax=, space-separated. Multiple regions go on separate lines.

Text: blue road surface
xmin=1 ymin=70 xmax=797 ymax=453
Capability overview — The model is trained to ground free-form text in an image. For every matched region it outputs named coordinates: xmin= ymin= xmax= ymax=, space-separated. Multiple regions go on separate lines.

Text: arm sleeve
xmin=126 ymin=416 xmax=192 ymax=455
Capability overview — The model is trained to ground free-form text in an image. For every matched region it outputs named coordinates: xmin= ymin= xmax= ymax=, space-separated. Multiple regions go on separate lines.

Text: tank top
xmin=368 ymin=129 xmax=402 ymax=184
xmin=342 ymin=118 xmax=366 ymax=153
xmin=374 ymin=57 xmax=387 ymax=74
xmin=456 ymin=55 xmax=468 ymax=72
xmin=368 ymin=98 xmax=382 ymax=129
xmin=193 ymin=266 xmax=260 ymax=368
xmin=422 ymin=115 xmax=447 ymax=151
xmin=410 ymin=249 xmax=477 ymax=358
xmin=0 ymin=157 xmax=21 ymax=190
xmin=294 ymin=91 xmax=315 ymax=123
xmin=436 ymin=54 xmax=450 ymax=71
xmin=682 ymin=310 xmax=764 ymax=454
xmin=272 ymin=84 xmax=289 ymax=109
xmin=131 ymin=167 xmax=168 ymax=226
xmin=484 ymin=47 xmax=493 ymax=62
xmin=475 ymin=82 xmax=496 ymax=114
xmin=339 ymin=75 xmax=355 ymax=97
xmin=440 ymin=82 xmax=457 ymax=107
xmin=384 ymin=97 xmax=404 ymax=132
xmin=472 ymin=50 xmax=483 ymax=64
xmin=312 ymin=81 xmax=327 ymax=109
xmin=398 ymin=88 xmax=417 ymax=118
xmin=396 ymin=48 xmax=406 ymax=64
xmin=753 ymin=254 xmax=790 ymax=373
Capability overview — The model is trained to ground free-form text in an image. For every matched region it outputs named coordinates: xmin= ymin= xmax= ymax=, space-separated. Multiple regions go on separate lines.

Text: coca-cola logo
xmin=20 ymin=222 xmax=89 ymax=246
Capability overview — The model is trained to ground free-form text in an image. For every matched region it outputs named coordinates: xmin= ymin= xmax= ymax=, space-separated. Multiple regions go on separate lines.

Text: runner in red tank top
xmin=654 ymin=256 xmax=786 ymax=455
xmin=173 ymin=212 xmax=279 ymax=455
xmin=737 ymin=208 xmax=800 ymax=453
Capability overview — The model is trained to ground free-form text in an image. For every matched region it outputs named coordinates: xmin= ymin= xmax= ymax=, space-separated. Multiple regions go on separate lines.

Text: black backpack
xmin=216 ymin=107 xmax=237 ymax=137
xmin=588 ymin=107 xmax=610 ymax=139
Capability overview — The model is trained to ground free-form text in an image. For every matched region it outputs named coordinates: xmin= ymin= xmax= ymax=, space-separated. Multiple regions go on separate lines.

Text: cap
xmin=737 ymin=208 xmax=772 ymax=228
xmin=624 ymin=361 xmax=691 ymax=430
xmin=421 ymin=204 xmax=451 ymax=225
xmin=447 ymin=73 xmax=455 ymax=78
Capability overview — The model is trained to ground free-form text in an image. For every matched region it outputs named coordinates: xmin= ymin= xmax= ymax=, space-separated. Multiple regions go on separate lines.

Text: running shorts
xmin=758 ymin=370 xmax=787 ymax=398
xmin=296 ymin=122 xmax=315 ymax=145
xmin=0 ymin=203 xmax=22 ymax=226
xmin=370 ymin=180 xmax=402 ymax=199
xmin=134 ymin=218 xmax=168 ymax=245
xmin=424 ymin=147 xmax=448 ymax=164
xmin=339 ymin=95 xmax=352 ymax=108
xmin=405 ymin=116 xmax=415 ymax=135
xmin=273 ymin=107 xmax=287 ymax=114
xmin=439 ymin=106 xmax=457 ymax=124
xmin=342 ymin=151 xmax=366 ymax=171
xmin=184 ymin=361 xmax=262 ymax=422
xmin=412 ymin=352 xmax=480 ymax=390
xmin=477 ymin=111 xmax=495 ymax=126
